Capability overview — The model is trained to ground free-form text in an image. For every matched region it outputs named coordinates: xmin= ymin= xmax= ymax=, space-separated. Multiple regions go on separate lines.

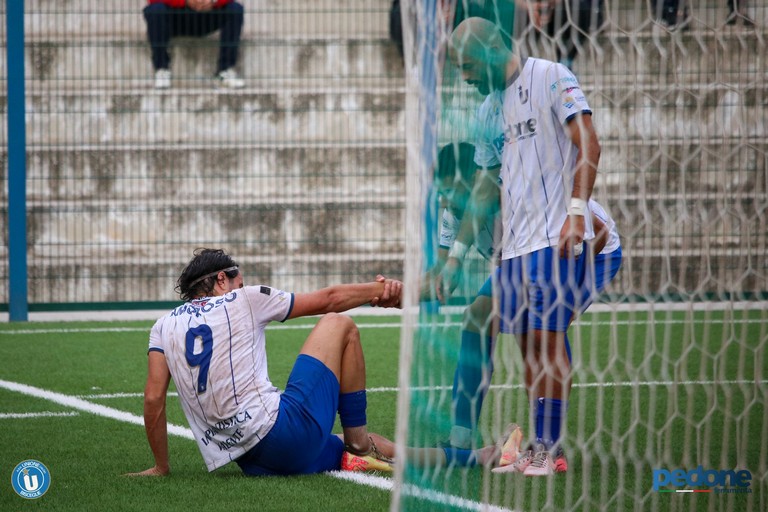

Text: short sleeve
xmin=243 ymin=285 xmax=294 ymax=324
xmin=473 ymin=92 xmax=505 ymax=169
xmin=547 ymin=63 xmax=592 ymax=125
xmin=148 ymin=317 xmax=165 ymax=354
xmin=439 ymin=209 xmax=461 ymax=250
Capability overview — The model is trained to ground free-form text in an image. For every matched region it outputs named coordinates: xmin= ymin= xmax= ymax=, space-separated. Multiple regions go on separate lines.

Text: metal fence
xmin=2 ymin=0 xmax=405 ymax=316
xmin=2 ymin=1 xmax=767 ymax=317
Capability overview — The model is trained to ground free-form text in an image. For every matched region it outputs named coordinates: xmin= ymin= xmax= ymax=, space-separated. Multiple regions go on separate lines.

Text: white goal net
xmin=394 ymin=1 xmax=767 ymax=511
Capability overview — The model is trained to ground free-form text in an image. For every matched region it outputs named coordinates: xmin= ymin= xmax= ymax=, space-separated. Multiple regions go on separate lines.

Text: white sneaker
xmin=523 ymin=446 xmax=555 ymax=476
xmin=492 ymin=444 xmax=533 ymax=474
xmin=216 ymin=68 xmax=245 ymax=89
xmin=154 ymin=69 xmax=171 ymax=89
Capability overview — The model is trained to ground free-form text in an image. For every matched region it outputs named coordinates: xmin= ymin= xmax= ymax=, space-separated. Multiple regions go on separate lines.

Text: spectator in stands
xmin=143 ymin=0 xmax=245 ymax=89
xmin=520 ymin=0 xmax=606 ymax=70
xmin=651 ymin=0 xmax=690 ymax=31
xmin=726 ymin=0 xmax=755 ymax=26
xmin=389 ymin=0 xmax=404 ymax=61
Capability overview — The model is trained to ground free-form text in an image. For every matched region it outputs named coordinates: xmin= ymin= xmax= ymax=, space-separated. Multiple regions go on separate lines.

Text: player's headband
xmin=188 ymin=266 xmax=239 ymax=287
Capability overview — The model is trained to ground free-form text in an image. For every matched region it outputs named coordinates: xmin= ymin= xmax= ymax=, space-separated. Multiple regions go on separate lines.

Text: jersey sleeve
xmin=588 ymin=200 xmax=613 ymax=230
xmin=589 ymin=199 xmax=621 ymax=254
xmin=243 ymin=285 xmax=294 ymax=324
xmin=548 ymin=63 xmax=592 ymax=125
xmin=148 ymin=317 xmax=165 ymax=354
xmin=439 ymin=209 xmax=461 ymax=250
xmin=473 ymin=93 xmax=504 ymax=169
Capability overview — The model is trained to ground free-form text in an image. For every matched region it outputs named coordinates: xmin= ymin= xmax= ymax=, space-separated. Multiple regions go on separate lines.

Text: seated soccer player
xmin=127 ymin=248 xmax=401 ymax=477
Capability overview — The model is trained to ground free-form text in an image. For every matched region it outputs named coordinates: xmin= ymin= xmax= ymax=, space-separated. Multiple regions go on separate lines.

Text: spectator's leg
xmin=143 ymin=4 xmax=174 ymax=70
xmin=565 ymin=0 xmax=605 ymax=65
xmin=389 ymin=0 xmax=404 ymax=60
xmin=216 ymin=2 xmax=245 ymax=73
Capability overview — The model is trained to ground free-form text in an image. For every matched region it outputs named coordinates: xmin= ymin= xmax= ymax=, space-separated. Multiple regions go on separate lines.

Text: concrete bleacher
xmin=2 ymin=0 xmax=767 ymax=303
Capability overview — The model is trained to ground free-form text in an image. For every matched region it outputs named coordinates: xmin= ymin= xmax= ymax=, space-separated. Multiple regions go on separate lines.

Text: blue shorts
xmin=579 ymin=247 xmax=622 ymax=313
xmin=498 ymin=246 xmax=587 ymax=334
xmin=236 ymin=354 xmax=345 ymax=476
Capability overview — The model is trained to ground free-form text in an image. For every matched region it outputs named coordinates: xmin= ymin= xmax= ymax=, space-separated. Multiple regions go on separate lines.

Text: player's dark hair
xmin=435 ymin=142 xmax=476 ymax=184
xmin=176 ymin=248 xmax=239 ymax=302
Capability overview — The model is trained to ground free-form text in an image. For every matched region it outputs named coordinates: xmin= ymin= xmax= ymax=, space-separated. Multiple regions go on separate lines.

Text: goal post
xmin=394 ymin=1 xmax=767 ymax=511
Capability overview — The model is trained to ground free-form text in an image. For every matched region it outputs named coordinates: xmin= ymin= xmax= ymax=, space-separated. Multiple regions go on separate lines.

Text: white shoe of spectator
xmin=216 ymin=68 xmax=245 ymax=89
xmin=154 ymin=69 xmax=171 ymax=89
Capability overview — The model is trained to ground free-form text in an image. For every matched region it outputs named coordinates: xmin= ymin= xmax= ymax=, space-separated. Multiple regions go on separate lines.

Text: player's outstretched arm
xmin=125 ymin=351 xmax=171 ymax=477
xmin=289 ymin=277 xmax=403 ymax=319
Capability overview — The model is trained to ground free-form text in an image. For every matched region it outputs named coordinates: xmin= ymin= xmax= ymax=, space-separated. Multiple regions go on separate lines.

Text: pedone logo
xmin=652 ymin=466 xmax=752 ymax=494
xmin=11 ymin=460 xmax=51 ymax=499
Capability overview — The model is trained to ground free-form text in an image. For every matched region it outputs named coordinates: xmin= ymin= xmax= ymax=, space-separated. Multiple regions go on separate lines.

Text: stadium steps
xmin=4 ymin=0 xmax=766 ymax=300
xmin=18 ymin=88 xmax=404 ymax=145
xmin=23 ymin=255 xmax=407 ymax=305
xmin=20 ymin=0 xmax=391 ymax=39
xmin=14 ymin=37 xmax=402 ymax=91
xmin=23 ymin=143 xmax=405 ymax=201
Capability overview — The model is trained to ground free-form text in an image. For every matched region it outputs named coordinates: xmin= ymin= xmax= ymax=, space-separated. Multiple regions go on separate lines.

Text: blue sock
xmin=535 ymin=397 xmax=567 ymax=449
xmin=442 ymin=447 xmax=477 ymax=467
xmin=452 ymin=330 xmax=493 ymax=430
xmin=338 ymin=390 xmax=367 ymax=428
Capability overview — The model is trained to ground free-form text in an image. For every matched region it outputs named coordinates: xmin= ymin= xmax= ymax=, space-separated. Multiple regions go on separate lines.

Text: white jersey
xmin=589 ymin=199 xmax=621 ymax=254
xmin=148 ymin=285 xmax=294 ymax=471
xmin=475 ymin=57 xmax=595 ymax=259
xmin=439 ymin=208 xmax=496 ymax=261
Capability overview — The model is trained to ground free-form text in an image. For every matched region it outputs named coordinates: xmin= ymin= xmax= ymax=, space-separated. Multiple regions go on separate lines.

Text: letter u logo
xmin=23 ymin=474 xmax=40 ymax=491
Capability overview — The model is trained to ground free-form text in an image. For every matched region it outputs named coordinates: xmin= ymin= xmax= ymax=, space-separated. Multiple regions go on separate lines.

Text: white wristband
xmin=448 ymin=241 xmax=469 ymax=262
xmin=569 ymin=197 xmax=588 ymax=217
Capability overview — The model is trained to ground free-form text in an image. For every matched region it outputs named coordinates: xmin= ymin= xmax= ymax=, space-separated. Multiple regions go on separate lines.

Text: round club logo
xmin=11 ymin=460 xmax=51 ymax=499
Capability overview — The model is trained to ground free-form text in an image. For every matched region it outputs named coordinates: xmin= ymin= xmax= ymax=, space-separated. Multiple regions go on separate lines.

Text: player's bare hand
xmin=123 ymin=466 xmax=169 ymax=477
xmin=371 ymin=275 xmax=402 ymax=308
xmin=437 ymin=258 xmax=461 ymax=303
xmin=558 ymin=215 xmax=585 ymax=259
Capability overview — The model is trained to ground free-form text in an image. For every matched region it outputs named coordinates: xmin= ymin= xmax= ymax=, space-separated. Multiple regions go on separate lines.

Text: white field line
xmin=0 ymin=378 xmax=514 ymax=512
xmin=330 ymin=471 xmax=516 ymax=512
xmin=0 ymin=379 xmax=194 ymax=440
xmin=0 ymin=411 xmax=79 ymax=419
xmin=1 ymin=300 xmax=766 ymax=323
xmin=75 ymin=379 xmax=768 ymax=400
xmin=1 ymin=316 xmax=766 ymax=336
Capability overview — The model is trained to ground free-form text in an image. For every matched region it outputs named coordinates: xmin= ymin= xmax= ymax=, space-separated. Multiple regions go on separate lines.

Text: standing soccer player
xmin=445 ymin=17 xmax=602 ymax=476
xmin=127 ymin=248 xmax=400 ymax=477
xmin=422 ymin=142 xmax=502 ymax=452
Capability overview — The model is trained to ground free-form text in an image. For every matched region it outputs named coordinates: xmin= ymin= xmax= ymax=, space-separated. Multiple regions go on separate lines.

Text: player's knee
xmin=318 ymin=313 xmax=359 ymax=340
